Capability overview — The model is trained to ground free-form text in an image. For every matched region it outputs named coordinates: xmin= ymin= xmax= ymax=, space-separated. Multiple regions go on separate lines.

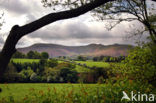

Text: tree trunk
xmin=0 ymin=25 xmax=21 ymax=79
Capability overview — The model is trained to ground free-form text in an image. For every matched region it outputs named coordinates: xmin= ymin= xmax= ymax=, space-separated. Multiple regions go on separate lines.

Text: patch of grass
xmin=11 ymin=59 xmax=40 ymax=63
xmin=75 ymin=61 xmax=110 ymax=68
xmin=75 ymin=65 xmax=90 ymax=73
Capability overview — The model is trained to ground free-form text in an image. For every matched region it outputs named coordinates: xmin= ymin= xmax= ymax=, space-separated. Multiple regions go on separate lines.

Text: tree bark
xmin=0 ymin=0 xmax=114 ymax=79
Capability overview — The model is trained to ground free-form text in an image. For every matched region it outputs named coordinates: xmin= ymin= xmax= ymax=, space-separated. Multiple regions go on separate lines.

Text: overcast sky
xmin=0 ymin=0 xmax=150 ymax=49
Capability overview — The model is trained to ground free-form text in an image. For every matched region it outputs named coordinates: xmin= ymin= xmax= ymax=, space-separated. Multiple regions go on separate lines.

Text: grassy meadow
xmin=75 ymin=61 xmax=110 ymax=68
xmin=11 ymin=59 xmax=40 ymax=63
xmin=0 ymin=83 xmax=109 ymax=103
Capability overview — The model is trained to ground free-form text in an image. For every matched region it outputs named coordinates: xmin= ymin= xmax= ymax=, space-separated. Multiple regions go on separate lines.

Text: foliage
xmin=30 ymin=73 xmax=38 ymax=82
xmin=12 ymin=51 xmax=49 ymax=59
xmin=103 ymin=77 xmax=156 ymax=103
xmin=92 ymin=67 xmax=109 ymax=82
xmin=44 ymin=68 xmax=60 ymax=82
xmin=60 ymin=67 xmax=78 ymax=83
xmin=77 ymin=55 xmax=87 ymax=61
xmin=41 ymin=52 xmax=49 ymax=59
xmin=19 ymin=67 xmax=34 ymax=82
xmin=111 ymin=43 xmax=156 ymax=86
xmin=12 ymin=51 xmax=26 ymax=58
xmin=93 ymin=55 xmax=126 ymax=62
xmin=4 ymin=59 xmax=80 ymax=83
xmin=47 ymin=59 xmax=58 ymax=68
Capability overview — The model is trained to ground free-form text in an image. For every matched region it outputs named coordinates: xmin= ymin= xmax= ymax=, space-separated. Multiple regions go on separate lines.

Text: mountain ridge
xmin=17 ymin=43 xmax=133 ymax=57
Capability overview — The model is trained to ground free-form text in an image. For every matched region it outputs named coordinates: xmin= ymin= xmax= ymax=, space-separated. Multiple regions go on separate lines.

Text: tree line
xmin=12 ymin=51 xmax=49 ymax=59
xmin=76 ymin=55 xmax=126 ymax=62
xmin=0 ymin=58 xmax=112 ymax=83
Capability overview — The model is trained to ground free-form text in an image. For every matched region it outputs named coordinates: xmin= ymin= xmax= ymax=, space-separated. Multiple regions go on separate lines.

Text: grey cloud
xmin=26 ymin=14 xmax=37 ymax=22
xmin=28 ymin=20 xmax=113 ymax=41
xmin=1 ymin=0 xmax=30 ymax=15
xmin=0 ymin=0 xmax=141 ymax=47
xmin=0 ymin=37 xmax=4 ymax=44
xmin=0 ymin=36 xmax=4 ymax=49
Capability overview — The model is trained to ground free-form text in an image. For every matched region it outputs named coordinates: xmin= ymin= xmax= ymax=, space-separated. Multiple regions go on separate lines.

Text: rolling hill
xmin=17 ymin=43 xmax=132 ymax=57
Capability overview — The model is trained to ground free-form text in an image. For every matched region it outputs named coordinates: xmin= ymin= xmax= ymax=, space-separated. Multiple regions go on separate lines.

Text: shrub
xmin=123 ymin=44 xmax=156 ymax=84
xmin=30 ymin=73 xmax=38 ymax=82
xmin=60 ymin=67 xmax=78 ymax=83
xmin=47 ymin=59 xmax=58 ymax=68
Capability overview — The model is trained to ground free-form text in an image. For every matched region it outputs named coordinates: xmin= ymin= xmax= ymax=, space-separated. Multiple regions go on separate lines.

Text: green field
xmin=75 ymin=65 xmax=90 ymax=72
xmin=0 ymin=83 xmax=107 ymax=103
xmin=12 ymin=59 xmax=110 ymax=68
xmin=75 ymin=61 xmax=110 ymax=68
xmin=11 ymin=59 xmax=40 ymax=63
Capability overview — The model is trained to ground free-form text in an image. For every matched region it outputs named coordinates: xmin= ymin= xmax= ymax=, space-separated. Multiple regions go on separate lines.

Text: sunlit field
xmin=75 ymin=61 xmax=110 ymax=68
xmin=11 ymin=59 xmax=40 ymax=63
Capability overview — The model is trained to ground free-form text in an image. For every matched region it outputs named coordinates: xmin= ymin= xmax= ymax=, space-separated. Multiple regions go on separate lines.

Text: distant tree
xmin=60 ymin=67 xmax=78 ymax=83
xmin=12 ymin=51 xmax=26 ymax=58
xmin=27 ymin=51 xmax=35 ymax=59
xmin=38 ymin=59 xmax=47 ymax=74
xmin=44 ymin=68 xmax=60 ymax=82
xmin=93 ymin=57 xmax=98 ymax=61
xmin=103 ymin=56 xmax=110 ymax=62
xmin=47 ymin=59 xmax=58 ymax=68
xmin=33 ymin=51 xmax=41 ymax=59
xmin=41 ymin=52 xmax=49 ymax=59
xmin=92 ymin=67 xmax=109 ymax=82
xmin=39 ymin=59 xmax=47 ymax=66
xmin=77 ymin=55 xmax=86 ymax=61
xmin=109 ymin=57 xmax=115 ymax=62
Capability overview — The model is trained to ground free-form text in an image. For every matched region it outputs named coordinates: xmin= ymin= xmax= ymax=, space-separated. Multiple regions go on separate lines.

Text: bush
xmin=110 ymin=43 xmax=156 ymax=86
xmin=41 ymin=52 xmax=49 ymax=59
xmin=60 ymin=67 xmax=78 ymax=83
xmin=47 ymin=59 xmax=58 ymax=68
xmin=19 ymin=67 xmax=34 ymax=82
xmin=123 ymin=44 xmax=156 ymax=84
xmin=30 ymin=73 xmax=38 ymax=82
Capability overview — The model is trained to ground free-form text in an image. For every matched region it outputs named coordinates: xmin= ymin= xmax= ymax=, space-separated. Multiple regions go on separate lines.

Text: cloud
xmin=0 ymin=0 xmax=30 ymax=15
xmin=28 ymin=19 xmax=114 ymax=40
xmin=0 ymin=36 xmax=4 ymax=44
xmin=1 ymin=0 xmax=150 ymax=48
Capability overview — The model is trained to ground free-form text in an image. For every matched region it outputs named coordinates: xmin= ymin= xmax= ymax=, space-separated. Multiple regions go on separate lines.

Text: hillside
xmin=17 ymin=43 xmax=132 ymax=57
